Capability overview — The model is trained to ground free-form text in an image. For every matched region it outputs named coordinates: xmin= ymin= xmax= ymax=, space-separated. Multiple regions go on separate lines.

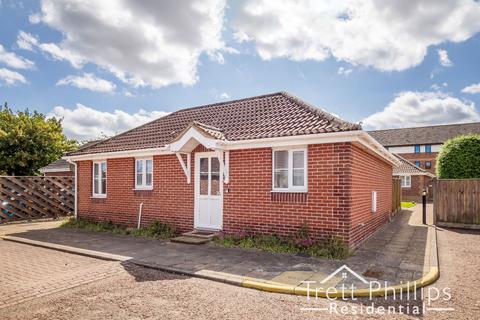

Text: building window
xmin=273 ymin=148 xmax=307 ymax=192
xmin=415 ymin=161 xmax=421 ymax=167
xmin=93 ymin=161 xmax=107 ymax=197
xmin=400 ymin=175 xmax=411 ymax=188
xmin=425 ymin=144 xmax=432 ymax=153
xmin=135 ymin=158 xmax=153 ymax=189
xmin=414 ymin=145 xmax=420 ymax=153
xmin=425 ymin=161 xmax=432 ymax=169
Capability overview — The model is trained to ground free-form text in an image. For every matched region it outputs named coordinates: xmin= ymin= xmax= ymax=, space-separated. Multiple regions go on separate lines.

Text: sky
xmin=1 ymin=0 xmax=480 ymax=141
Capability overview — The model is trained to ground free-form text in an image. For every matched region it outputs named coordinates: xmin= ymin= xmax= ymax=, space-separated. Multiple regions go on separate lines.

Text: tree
xmin=436 ymin=134 xmax=480 ymax=179
xmin=0 ymin=102 xmax=77 ymax=175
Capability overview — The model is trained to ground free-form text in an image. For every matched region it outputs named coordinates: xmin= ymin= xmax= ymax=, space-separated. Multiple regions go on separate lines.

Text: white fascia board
xmin=62 ymin=130 xmax=399 ymax=166
xmin=39 ymin=168 xmax=72 ymax=173
xmin=220 ymin=130 xmax=363 ymax=150
xmin=63 ymin=147 xmax=170 ymax=162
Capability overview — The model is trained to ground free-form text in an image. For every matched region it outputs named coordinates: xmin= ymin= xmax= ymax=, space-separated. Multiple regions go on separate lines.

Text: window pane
xmin=200 ymin=158 xmax=208 ymax=173
xmin=93 ymin=163 xmax=99 ymax=194
xmin=136 ymin=160 xmax=143 ymax=186
xmin=293 ymin=151 xmax=304 ymax=169
xmin=101 ymin=162 xmax=107 ymax=194
xmin=200 ymin=173 xmax=208 ymax=195
xmin=274 ymin=151 xmax=288 ymax=170
xmin=145 ymin=159 xmax=153 ymax=174
xmin=274 ymin=170 xmax=288 ymax=188
xmin=136 ymin=160 xmax=143 ymax=173
xmin=211 ymin=157 xmax=220 ymax=173
xmin=211 ymin=172 xmax=220 ymax=195
xmin=293 ymin=168 xmax=304 ymax=186
xmin=146 ymin=173 xmax=152 ymax=186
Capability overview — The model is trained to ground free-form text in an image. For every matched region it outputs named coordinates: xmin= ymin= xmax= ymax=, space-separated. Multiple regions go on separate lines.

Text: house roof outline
xmin=320 ymin=264 xmax=369 ymax=284
xmin=393 ymin=154 xmax=435 ymax=177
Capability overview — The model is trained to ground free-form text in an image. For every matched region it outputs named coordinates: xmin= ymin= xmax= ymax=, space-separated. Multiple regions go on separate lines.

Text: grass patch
xmin=401 ymin=201 xmax=416 ymax=208
xmin=213 ymin=227 xmax=350 ymax=260
xmin=61 ymin=218 xmax=177 ymax=239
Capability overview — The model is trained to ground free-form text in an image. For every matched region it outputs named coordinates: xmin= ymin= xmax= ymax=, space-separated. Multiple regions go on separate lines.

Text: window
xmin=414 ymin=145 xmax=420 ymax=153
xmin=425 ymin=161 xmax=432 ymax=169
xmin=425 ymin=144 xmax=432 ymax=153
xmin=93 ymin=161 xmax=107 ymax=197
xmin=135 ymin=158 xmax=153 ymax=189
xmin=273 ymin=148 xmax=307 ymax=191
xmin=400 ymin=175 xmax=411 ymax=188
xmin=415 ymin=161 xmax=421 ymax=167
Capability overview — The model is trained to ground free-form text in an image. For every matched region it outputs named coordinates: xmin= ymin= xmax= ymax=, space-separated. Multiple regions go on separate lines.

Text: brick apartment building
xmin=369 ymin=122 xmax=480 ymax=201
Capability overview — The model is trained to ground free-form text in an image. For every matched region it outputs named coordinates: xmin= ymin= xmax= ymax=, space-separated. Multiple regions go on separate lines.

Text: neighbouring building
xmin=369 ymin=122 xmax=480 ymax=201
xmin=393 ymin=154 xmax=435 ymax=202
xmin=39 ymin=159 xmax=75 ymax=176
xmin=64 ymin=92 xmax=400 ymax=248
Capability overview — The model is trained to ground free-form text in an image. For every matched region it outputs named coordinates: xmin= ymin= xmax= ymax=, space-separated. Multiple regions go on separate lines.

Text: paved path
xmin=0 ymin=205 xmax=433 ymax=291
xmin=0 ymin=239 xmax=125 ymax=310
xmin=1 ymin=219 xmax=478 ymax=319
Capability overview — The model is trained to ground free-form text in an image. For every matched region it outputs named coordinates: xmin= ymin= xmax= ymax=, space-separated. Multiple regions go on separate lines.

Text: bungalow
xmin=64 ymin=92 xmax=400 ymax=248
xmin=393 ymin=154 xmax=435 ymax=202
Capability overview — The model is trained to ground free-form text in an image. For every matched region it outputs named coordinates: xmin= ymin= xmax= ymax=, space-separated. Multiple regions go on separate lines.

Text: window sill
xmin=91 ymin=195 xmax=106 ymax=199
xmin=133 ymin=188 xmax=153 ymax=191
xmin=271 ymin=190 xmax=308 ymax=193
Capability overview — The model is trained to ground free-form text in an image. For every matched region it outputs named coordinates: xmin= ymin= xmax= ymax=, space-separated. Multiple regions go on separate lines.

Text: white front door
xmin=194 ymin=152 xmax=223 ymax=230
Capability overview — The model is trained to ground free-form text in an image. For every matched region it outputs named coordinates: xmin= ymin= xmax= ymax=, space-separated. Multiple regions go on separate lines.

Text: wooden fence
xmin=392 ymin=177 xmax=401 ymax=213
xmin=0 ymin=176 xmax=74 ymax=223
xmin=433 ymin=179 xmax=480 ymax=228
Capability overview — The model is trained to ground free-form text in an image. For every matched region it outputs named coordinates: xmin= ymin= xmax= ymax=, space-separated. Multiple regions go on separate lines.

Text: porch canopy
xmin=168 ymin=121 xmax=229 ymax=184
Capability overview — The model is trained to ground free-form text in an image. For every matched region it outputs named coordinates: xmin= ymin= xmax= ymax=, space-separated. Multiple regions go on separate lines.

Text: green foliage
xmin=401 ymin=201 xmax=416 ymax=208
xmin=0 ymin=102 xmax=78 ymax=175
xmin=213 ymin=226 xmax=350 ymax=260
xmin=61 ymin=218 xmax=178 ymax=239
xmin=436 ymin=134 xmax=480 ymax=179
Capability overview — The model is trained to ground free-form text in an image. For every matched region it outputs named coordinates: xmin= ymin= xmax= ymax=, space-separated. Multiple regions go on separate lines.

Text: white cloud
xmin=48 ymin=104 xmax=170 ymax=140
xmin=233 ymin=0 xmax=480 ymax=71
xmin=437 ymin=49 xmax=453 ymax=67
xmin=462 ymin=83 xmax=480 ymax=94
xmin=338 ymin=67 xmax=353 ymax=76
xmin=56 ymin=73 xmax=116 ymax=93
xmin=0 ymin=44 xmax=34 ymax=69
xmin=430 ymin=82 xmax=448 ymax=90
xmin=0 ymin=67 xmax=27 ymax=85
xmin=219 ymin=92 xmax=230 ymax=99
xmin=363 ymin=91 xmax=480 ymax=129
xmin=25 ymin=0 xmax=228 ymax=88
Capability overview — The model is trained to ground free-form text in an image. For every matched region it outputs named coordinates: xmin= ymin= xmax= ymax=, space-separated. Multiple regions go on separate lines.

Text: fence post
xmin=422 ymin=189 xmax=427 ymax=225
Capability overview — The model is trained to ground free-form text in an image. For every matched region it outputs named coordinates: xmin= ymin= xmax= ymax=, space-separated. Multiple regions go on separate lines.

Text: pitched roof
xmin=68 ymin=92 xmax=361 ymax=156
xmin=369 ymin=122 xmax=480 ymax=147
xmin=393 ymin=154 xmax=434 ymax=177
xmin=39 ymin=159 xmax=73 ymax=173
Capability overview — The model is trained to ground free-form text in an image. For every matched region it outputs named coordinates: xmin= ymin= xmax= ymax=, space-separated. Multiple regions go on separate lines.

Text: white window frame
xmin=272 ymin=147 xmax=308 ymax=192
xmin=92 ymin=160 xmax=107 ymax=198
xmin=400 ymin=175 xmax=411 ymax=188
xmin=135 ymin=157 xmax=153 ymax=190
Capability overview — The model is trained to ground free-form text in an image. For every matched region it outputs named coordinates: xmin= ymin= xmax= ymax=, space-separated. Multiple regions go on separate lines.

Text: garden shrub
xmin=436 ymin=134 xmax=480 ymax=179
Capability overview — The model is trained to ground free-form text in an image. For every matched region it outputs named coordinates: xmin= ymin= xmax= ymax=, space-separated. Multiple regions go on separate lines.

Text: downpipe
xmin=137 ymin=202 xmax=144 ymax=229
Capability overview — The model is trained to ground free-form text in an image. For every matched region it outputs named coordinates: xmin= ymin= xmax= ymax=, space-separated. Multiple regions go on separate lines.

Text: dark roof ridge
xmin=369 ymin=121 xmax=480 ymax=133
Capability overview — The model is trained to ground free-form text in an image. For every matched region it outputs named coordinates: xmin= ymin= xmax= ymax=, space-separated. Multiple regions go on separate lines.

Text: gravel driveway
xmin=2 ymin=224 xmax=479 ymax=319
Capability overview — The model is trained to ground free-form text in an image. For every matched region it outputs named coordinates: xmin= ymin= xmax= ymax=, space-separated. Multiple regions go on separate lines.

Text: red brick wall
xmin=44 ymin=171 xmax=74 ymax=177
xmin=401 ymin=175 xmax=434 ymax=202
xmin=349 ymin=145 xmax=393 ymax=247
xmin=223 ymin=143 xmax=352 ymax=243
xmin=76 ymin=142 xmax=393 ymax=247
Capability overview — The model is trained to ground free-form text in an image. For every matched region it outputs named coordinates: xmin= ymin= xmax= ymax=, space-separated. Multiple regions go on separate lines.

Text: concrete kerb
xmin=0 ymin=225 xmax=439 ymax=298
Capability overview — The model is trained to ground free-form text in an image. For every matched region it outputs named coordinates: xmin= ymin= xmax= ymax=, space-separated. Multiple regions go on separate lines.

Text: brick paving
xmin=0 ymin=239 xmax=124 ymax=310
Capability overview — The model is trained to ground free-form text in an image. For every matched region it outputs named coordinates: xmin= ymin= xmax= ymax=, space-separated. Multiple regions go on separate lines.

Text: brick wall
xmin=76 ymin=142 xmax=393 ymax=247
xmin=401 ymin=175 xmax=434 ymax=202
xmin=349 ymin=145 xmax=393 ymax=247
